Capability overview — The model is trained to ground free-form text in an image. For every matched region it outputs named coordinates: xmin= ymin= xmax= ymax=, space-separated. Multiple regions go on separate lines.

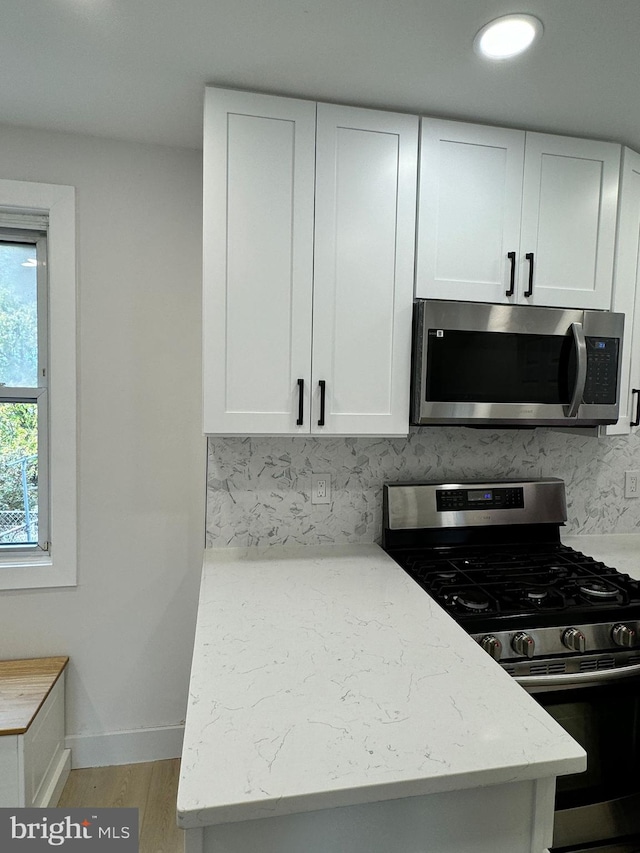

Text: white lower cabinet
xmin=203 ymin=87 xmax=418 ymax=436
xmin=184 ymin=777 xmax=556 ymax=853
xmin=606 ymin=147 xmax=640 ymax=435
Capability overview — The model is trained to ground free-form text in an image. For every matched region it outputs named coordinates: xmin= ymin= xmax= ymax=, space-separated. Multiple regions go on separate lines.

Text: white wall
xmin=0 ymin=123 xmax=205 ymax=766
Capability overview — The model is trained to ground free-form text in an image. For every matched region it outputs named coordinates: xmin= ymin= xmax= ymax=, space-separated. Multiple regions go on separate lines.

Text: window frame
xmin=0 ymin=179 xmax=76 ymax=590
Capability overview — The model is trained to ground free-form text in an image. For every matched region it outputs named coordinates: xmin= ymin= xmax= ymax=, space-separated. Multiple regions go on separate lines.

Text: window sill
xmin=0 ymin=556 xmax=77 ymax=590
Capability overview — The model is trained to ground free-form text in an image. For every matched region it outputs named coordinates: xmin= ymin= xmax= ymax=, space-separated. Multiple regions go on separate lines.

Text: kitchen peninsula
xmin=177 ymin=544 xmax=585 ymax=853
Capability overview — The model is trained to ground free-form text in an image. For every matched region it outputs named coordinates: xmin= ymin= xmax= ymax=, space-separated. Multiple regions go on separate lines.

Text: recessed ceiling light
xmin=474 ymin=14 xmax=543 ymax=61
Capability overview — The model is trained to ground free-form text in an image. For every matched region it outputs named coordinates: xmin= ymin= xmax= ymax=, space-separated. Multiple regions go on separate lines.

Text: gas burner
xmin=435 ymin=570 xmax=457 ymax=581
xmin=525 ymin=588 xmax=548 ymax=601
xmin=526 ymin=568 xmax=569 ymax=585
xmin=454 ymin=592 xmax=490 ymax=612
xmin=579 ymin=580 xmax=620 ymax=599
xmin=459 ymin=558 xmax=485 ymax=569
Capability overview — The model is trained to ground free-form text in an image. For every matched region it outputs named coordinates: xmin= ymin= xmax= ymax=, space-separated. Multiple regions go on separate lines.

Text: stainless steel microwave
xmin=411 ymin=300 xmax=624 ymax=427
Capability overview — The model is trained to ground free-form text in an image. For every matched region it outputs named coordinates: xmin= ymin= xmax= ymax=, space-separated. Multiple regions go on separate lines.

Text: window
xmin=0 ymin=180 xmax=76 ymax=590
xmin=0 ymin=223 xmax=49 ymax=553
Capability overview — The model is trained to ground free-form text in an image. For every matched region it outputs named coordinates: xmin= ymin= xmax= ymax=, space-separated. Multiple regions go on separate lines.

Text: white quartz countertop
xmin=177 ymin=544 xmax=586 ymax=829
xmin=562 ymin=533 xmax=640 ymax=580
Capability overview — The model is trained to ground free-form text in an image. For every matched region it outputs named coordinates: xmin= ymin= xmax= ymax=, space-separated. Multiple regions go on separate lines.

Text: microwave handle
xmin=564 ymin=322 xmax=588 ymax=419
xmin=631 ymin=389 xmax=640 ymax=428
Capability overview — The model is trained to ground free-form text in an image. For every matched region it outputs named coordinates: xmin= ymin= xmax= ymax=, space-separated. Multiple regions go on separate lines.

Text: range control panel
xmin=436 ymin=487 xmax=524 ymax=512
xmin=384 ymin=479 xmax=566 ymax=531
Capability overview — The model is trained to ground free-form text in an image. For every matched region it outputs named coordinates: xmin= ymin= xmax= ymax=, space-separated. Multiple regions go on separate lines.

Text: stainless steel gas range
xmin=382 ymin=478 xmax=640 ymax=853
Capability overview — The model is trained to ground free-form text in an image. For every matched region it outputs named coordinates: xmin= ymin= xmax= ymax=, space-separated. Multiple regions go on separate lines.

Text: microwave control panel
xmin=584 ymin=337 xmax=619 ymax=405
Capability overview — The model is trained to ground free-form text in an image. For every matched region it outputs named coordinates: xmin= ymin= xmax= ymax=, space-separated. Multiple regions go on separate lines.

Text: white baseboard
xmin=66 ymin=724 xmax=184 ymax=769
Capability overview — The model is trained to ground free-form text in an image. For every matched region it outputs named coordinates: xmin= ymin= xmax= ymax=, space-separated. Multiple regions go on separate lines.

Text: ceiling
xmin=1 ymin=0 xmax=639 ymax=151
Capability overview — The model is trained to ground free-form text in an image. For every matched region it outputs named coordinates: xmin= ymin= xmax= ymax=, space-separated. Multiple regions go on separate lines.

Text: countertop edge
xmin=177 ymin=750 xmax=586 ymax=828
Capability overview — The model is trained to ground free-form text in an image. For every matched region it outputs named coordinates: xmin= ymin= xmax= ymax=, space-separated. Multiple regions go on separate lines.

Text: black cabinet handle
xmin=296 ymin=378 xmax=304 ymax=426
xmin=632 ymin=388 xmax=640 ymax=428
xmin=524 ymin=252 xmax=534 ymax=297
xmin=506 ymin=251 xmax=516 ymax=297
xmin=318 ymin=380 xmax=326 ymax=427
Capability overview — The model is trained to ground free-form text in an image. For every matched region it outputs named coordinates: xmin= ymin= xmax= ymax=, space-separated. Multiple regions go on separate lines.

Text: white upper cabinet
xmin=312 ymin=104 xmax=418 ymax=435
xmin=203 ymin=88 xmax=316 ymax=434
xmin=416 ymin=119 xmax=620 ymax=310
xmin=520 ymin=133 xmax=620 ymax=309
xmin=416 ymin=120 xmax=525 ymax=304
xmin=605 ymin=147 xmax=640 ymax=436
xmin=203 ymin=88 xmax=418 ymax=435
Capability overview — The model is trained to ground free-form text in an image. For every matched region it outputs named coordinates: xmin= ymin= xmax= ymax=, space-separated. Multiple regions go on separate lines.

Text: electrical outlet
xmin=311 ymin=473 xmax=331 ymax=505
xmin=625 ymin=470 xmax=640 ymax=498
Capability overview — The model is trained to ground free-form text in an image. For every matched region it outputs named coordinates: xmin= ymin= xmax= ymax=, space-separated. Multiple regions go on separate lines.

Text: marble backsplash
xmin=206 ymin=428 xmax=640 ymax=548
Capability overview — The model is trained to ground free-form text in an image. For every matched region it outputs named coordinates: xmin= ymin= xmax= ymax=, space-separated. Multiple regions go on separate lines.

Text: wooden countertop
xmin=0 ymin=657 xmax=68 ymax=735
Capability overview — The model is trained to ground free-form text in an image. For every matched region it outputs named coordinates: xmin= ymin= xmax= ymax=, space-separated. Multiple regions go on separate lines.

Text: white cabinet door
xmin=606 ymin=147 xmax=640 ymax=435
xmin=416 ymin=121 xmax=620 ymax=312
xmin=202 ymin=88 xmax=316 ymax=434
xmin=415 ymin=119 xmax=525 ymax=303
xmin=312 ymin=104 xmax=418 ymax=435
xmin=520 ymin=133 xmax=620 ymax=310
xmin=0 ymin=736 xmax=20 ymax=807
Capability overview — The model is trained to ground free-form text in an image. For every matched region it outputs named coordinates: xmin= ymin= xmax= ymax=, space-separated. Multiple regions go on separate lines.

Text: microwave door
xmin=564 ymin=322 xmax=588 ymax=419
xmin=419 ymin=326 xmax=575 ymax=423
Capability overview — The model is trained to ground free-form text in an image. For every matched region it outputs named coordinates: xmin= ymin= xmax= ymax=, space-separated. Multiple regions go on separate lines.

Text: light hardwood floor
xmin=57 ymin=759 xmax=183 ymax=853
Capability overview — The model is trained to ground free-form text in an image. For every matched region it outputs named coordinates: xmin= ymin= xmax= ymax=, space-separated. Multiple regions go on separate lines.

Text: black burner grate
xmin=390 ymin=543 xmax=640 ymax=631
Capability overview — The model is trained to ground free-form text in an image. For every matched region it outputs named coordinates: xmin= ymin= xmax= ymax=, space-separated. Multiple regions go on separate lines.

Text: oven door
xmin=517 ymin=665 xmax=640 ymax=852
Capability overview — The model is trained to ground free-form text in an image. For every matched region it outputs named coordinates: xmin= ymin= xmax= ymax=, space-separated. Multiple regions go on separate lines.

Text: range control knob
xmin=612 ymin=624 xmax=637 ymax=648
xmin=479 ymin=635 xmax=502 ymax=661
xmin=512 ymin=632 xmax=535 ymax=658
xmin=563 ymin=627 xmax=587 ymax=653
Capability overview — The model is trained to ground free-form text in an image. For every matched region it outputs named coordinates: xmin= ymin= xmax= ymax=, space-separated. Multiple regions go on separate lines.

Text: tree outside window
xmin=0 ymin=239 xmax=40 ymax=545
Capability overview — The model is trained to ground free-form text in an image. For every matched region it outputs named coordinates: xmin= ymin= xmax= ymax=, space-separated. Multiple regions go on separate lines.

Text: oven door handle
xmin=564 ymin=321 xmax=588 ymax=419
xmin=516 ymin=661 xmax=640 ymax=690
